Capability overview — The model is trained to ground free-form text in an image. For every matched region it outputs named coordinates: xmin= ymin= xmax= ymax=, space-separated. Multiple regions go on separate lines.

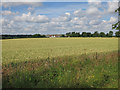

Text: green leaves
xmin=112 ymin=21 xmax=120 ymax=30
xmin=112 ymin=7 xmax=120 ymax=30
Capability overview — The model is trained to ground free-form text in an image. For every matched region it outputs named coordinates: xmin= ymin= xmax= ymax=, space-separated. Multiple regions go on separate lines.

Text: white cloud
xmin=107 ymin=2 xmax=118 ymax=13
xmin=86 ymin=6 xmax=101 ymax=15
xmin=1 ymin=10 xmax=19 ymax=15
xmin=1 ymin=1 xmax=118 ymax=34
xmin=73 ymin=9 xmax=85 ymax=17
xmin=109 ymin=17 xmax=117 ymax=23
xmin=48 ymin=21 xmax=61 ymax=27
xmin=52 ymin=13 xmax=71 ymax=22
xmin=89 ymin=20 xmax=101 ymax=25
xmin=71 ymin=17 xmax=86 ymax=25
xmin=74 ymin=9 xmax=81 ymax=15
xmin=88 ymin=0 xmax=102 ymax=8
xmin=2 ymin=2 xmax=42 ymax=8
xmin=73 ymin=17 xmax=79 ymax=21
xmin=2 ymin=0 xmax=46 ymax=2
xmin=102 ymin=20 xmax=107 ymax=23
xmin=28 ymin=7 xmax=34 ymax=11
xmin=1 ymin=18 xmax=9 ymax=25
xmin=14 ymin=12 xmax=49 ymax=23
xmin=65 ymin=12 xmax=71 ymax=16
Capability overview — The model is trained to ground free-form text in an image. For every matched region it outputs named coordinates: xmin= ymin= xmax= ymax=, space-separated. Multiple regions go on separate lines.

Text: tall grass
xmin=2 ymin=51 xmax=118 ymax=88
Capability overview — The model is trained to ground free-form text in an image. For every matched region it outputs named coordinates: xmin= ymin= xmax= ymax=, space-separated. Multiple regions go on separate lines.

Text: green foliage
xmin=2 ymin=51 xmax=118 ymax=88
xmin=112 ymin=7 xmax=120 ymax=31
xmin=82 ymin=32 xmax=87 ymax=37
xmin=100 ymin=32 xmax=106 ymax=37
xmin=32 ymin=34 xmax=41 ymax=38
xmin=86 ymin=32 xmax=92 ymax=37
xmin=32 ymin=34 xmax=46 ymax=38
xmin=115 ymin=7 xmax=120 ymax=15
xmin=112 ymin=21 xmax=120 ymax=30
xmin=108 ymin=31 xmax=113 ymax=37
xmin=1 ymin=34 xmax=46 ymax=39
xmin=93 ymin=31 xmax=100 ymax=37
xmin=66 ymin=32 xmax=80 ymax=37
xmin=115 ymin=31 xmax=120 ymax=37
xmin=65 ymin=31 xmax=115 ymax=37
xmin=61 ymin=34 xmax=65 ymax=37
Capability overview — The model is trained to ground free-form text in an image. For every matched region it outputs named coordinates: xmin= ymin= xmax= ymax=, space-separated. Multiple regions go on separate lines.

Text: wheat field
xmin=2 ymin=38 xmax=118 ymax=88
xmin=2 ymin=38 xmax=118 ymax=64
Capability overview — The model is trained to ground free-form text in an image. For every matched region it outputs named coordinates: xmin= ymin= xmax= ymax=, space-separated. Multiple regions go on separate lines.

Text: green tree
xmin=100 ymin=32 xmax=106 ymax=37
xmin=75 ymin=32 xmax=80 ymax=37
xmin=61 ymin=34 xmax=65 ymax=37
xmin=86 ymin=32 xmax=92 ymax=37
xmin=71 ymin=32 xmax=76 ymax=37
xmin=41 ymin=35 xmax=46 ymax=38
xmin=32 ymin=34 xmax=41 ymax=38
xmin=115 ymin=31 xmax=120 ymax=37
xmin=93 ymin=31 xmax=100 ymax=37
xmin=66 ymin=32 xmax=71 ymax=37
xmin=108 ymin=31 xmax=113 ymax=37
xmin=112 ymin=7 xmax=120 ymax=30
xmin=82 ymin=32 xmax=87 ymax=37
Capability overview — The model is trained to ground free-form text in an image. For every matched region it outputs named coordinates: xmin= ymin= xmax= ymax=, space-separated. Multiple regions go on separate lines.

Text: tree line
xmin=0 ymin=34 xmax=46 ymax=39
xmin=0 ymin=31 xmax=120 ymax=39
xmin=62 ymin=31 xmax=120 ymax=37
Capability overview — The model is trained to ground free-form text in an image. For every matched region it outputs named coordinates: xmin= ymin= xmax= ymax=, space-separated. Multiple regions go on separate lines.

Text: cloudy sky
xmin=0 ymin=0 xmax=119 ymax=35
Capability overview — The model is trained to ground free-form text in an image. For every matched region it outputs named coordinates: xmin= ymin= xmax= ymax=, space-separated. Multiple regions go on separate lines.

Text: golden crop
xmin=2 ymin=38 xmax=118 ymax=65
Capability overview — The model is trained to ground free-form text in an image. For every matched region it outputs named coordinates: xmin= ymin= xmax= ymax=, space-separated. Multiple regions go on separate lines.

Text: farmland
xmin=2 ymin=38 xmax=118 ymax=88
